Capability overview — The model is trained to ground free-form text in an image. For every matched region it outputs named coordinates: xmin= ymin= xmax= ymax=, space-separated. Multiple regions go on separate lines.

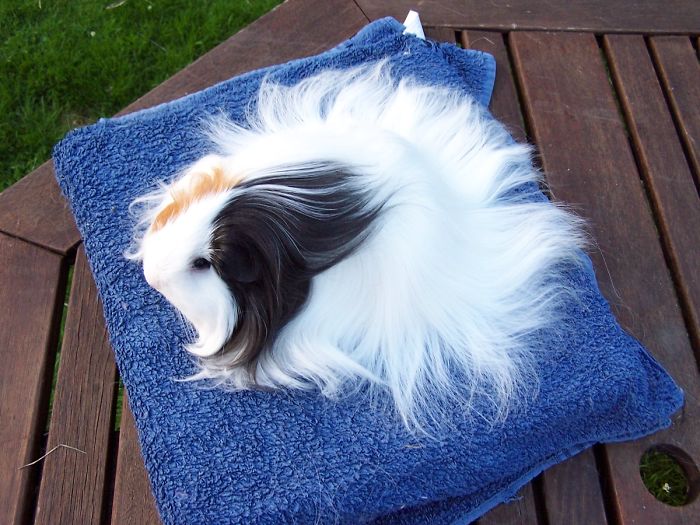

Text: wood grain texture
xmin=0 ymin=0 xmax=369 ymax=254
xmin=355 ymin=0 xmax=700 ymax=34
xmin=111 ymin=397 xmax=161 ymax=525
xmin=538 ymin=449 xmax=608 ymax=524
xmin=0 ymin=161 xmax=79 ymax=255
xmin=649 ymin=36 xmax=700 ymax=188
xmin=0 ymin=232 xmax=65 ymax=525
xmin=423 ymin=25 xmax=457 ymax=43
xmin=511 ymin=30 xmax=700 ymax=524
xmin=605 ymin=34 xmax=700 ymax=358
xmin=478 ymin=482 xmax=539 ymax=525
xmin=34 ymin=247 xmax=118 ymax=525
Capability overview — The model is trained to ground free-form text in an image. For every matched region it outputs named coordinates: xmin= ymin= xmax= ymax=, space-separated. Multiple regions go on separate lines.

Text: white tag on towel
xmin=403 ymin=10 xmax=426 ymax=40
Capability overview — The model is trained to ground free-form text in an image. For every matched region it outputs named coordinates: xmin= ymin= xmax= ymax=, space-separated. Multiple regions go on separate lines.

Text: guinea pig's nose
xmin=143 ymin=264 xmax=162 ymax=290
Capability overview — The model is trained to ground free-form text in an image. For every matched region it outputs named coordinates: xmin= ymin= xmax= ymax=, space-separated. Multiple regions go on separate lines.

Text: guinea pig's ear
xmin=211 ymin=223 xmax=262 ymax=284
xmin=225 ymin=246 xmax=260 ymax=284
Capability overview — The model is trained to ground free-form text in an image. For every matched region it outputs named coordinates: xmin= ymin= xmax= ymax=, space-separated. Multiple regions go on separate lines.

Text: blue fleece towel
xmin=52 ymin=17 xmax=682 ymax=524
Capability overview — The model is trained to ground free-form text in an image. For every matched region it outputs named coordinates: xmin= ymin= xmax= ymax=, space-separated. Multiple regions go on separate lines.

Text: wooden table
xmin=1 ymin=1 xmax=698 ymax=523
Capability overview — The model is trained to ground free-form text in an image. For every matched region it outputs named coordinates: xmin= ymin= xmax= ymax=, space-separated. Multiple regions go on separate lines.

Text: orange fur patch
xmin=151 ymin=163 xmax=243 ymax=232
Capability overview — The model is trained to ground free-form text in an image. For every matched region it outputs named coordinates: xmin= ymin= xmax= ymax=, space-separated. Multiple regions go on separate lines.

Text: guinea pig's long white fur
xmin=128 ymin=62 xmax=585 ymax=430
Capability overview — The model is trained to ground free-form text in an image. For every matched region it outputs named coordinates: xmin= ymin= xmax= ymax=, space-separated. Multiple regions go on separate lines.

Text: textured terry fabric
xmin=52 ymin=17 xmax=683 ymax=525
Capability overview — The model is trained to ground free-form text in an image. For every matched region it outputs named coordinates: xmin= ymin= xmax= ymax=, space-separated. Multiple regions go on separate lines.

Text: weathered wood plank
xmin=356 ymin=0 xmax=700 ymax=34
xmin=0 ymin=161 xmax=79 ymax=255
xmin=0 ymin=0 xmax=369 ymax=255
xmin=538 ymin=449 xmax=608 ymax=524
xmin=511 ymin=30 xmax=700 ymax=524
xmin=423 ymin=26 xmax=457 ymax=44
xmin=605 ymin=34 xmax=700 ymax=359
xmin=478 ymin=482 xmax=539 ymax=525
xmin=0 ymin=232 xmax=65 ymax=525
xmin=648 ymin=36 xmax=700 ymax=188
xmin=34 ymin=247 xmax=118 ymax=525
xmin=111 ymin=397 xmax=161 ymax=525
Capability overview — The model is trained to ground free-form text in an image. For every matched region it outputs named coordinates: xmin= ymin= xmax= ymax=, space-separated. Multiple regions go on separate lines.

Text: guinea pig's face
xmin=135 ymin=156 xmax=383 ymax=370
xmin=140 ymin=191 xmax=238 ymax=358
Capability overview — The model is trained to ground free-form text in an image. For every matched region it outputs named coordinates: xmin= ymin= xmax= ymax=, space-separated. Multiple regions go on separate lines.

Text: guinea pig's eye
xmin=191 ymin=257 xmax=211 ymax=271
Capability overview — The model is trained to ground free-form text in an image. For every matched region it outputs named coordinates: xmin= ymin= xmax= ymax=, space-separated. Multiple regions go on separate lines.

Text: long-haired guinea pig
xmin=128 ymin=62 xmax=585 ymax=429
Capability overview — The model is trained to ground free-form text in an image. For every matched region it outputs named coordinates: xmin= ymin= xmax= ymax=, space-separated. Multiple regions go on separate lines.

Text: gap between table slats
xmin=510 ymin=30 xmax=700 ymax=524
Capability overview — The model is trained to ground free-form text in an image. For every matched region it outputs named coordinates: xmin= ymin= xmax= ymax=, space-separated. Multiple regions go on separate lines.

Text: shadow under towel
xmin=52 ymin=17 xmax=682 ymax=525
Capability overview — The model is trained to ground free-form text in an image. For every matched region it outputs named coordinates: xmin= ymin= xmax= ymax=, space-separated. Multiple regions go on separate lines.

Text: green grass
xmin=0 ymin=0 xmax=282 ymax=191
xmin=114 ymin=378 xmax=124 ymax=431
xmin=639 ymin=449 xmax=690 ymax=506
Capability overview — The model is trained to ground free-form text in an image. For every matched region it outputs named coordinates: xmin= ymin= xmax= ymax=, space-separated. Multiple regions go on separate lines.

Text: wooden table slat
xmin=511 ymin=30 xmax=700 ymax=524
xmin=111 ymin=397 xmax=160 ymax=525
xmin=424 ymin=26 xmax=457 ymax=44
xmin=648 ymin=36 xmax=700 ymax=190
xmin=539 ymin=449 xmax=609 ymax=524
xmin=0 ymin=0 xmax=369 ymax=255
xmin=604 ymin=34 xmax=700 ymax=358
xmin=0 ymin=161 xmax=79 ymax=255
xmin=0 ymin=233 xmax=66 ymax=525
xmin=477 ymin=483 xmax=540 ymax=525
xmin=33 ymin=246 xmax=118 ymax=525
xmin=356 ymin=0 xmax=700 ymax=34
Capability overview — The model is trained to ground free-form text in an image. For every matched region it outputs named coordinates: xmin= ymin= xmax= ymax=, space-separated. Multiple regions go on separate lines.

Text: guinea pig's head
xmin=130 ymin=155 xmax=385 ymax=371
xmin=134 ymin=156 xmax=243 ymax=359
